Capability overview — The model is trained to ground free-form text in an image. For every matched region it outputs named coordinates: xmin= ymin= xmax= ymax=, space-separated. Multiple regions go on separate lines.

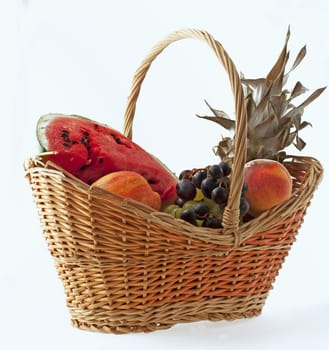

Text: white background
xmin=1 ymin=0 xmax=329 ymax=349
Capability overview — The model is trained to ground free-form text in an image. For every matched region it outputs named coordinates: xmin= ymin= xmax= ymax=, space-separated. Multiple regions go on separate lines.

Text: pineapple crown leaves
xmin=197 ymin=27 xmax=326 ymax=162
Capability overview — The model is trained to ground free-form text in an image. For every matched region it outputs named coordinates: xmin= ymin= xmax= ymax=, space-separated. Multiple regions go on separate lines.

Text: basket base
xmin=69 ymin=293 xmax=267 ymax=334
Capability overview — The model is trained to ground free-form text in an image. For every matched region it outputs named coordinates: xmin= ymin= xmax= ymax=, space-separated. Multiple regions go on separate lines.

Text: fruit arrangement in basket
xmin=35 ymin=28 xmax=324 ymax=224
xmin=25 ymin=28 xmax=325 ymax=334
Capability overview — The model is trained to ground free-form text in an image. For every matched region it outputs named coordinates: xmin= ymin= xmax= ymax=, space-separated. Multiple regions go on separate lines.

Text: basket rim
xmin=25 ymin=153 xmax=323 ymax=250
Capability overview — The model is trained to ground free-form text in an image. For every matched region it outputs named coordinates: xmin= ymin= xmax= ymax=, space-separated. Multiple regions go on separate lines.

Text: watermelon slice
xmin=37 ymin=113 xmax=177 ymax=205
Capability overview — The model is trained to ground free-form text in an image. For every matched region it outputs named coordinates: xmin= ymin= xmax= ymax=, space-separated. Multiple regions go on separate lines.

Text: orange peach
xmin=244 ymin=159 xmax=292 ymax=217
xmin=92 ymin=171 xmax=161 ymax=210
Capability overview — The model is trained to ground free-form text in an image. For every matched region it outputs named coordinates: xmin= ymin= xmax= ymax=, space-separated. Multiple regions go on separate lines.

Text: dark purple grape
xmin=202 ymin=217 xmax=222 ymax=228
xmin=219 ymin=162 xmax=232 ymax=176
xmin=193 ymin=202 xmax=210 ymax=219
xmin=211 ymin=186 xmax=228 ymax=204
xmin=240 ymin=197 xmax=250 ymax=216
xmin=220 ymin=176 xmax=230 ymax=189
xmin=180 ymin=208 xmax=197 ymax=225
xmin=209 ymin=164 xmax=223 ymax=179
xmin=219 ymin=202 xmax=227 ymax=211
xmin=179 ymin=169 xmax=191 ymax=180
xmin=241 ymin=182 xmax=248 ymax=195
xmin=192 ymin=170 xmax=207 ymax=188
xmin=176 ymin=179 xmax=196 ymax=201
xmin=175 ymin=197 xmax=185 ymax=207
xmin=201 ymin=177 xmax=218 ymax=198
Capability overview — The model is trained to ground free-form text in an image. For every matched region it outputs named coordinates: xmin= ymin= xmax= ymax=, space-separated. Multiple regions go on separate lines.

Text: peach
xmin=244 ymin=159 xmax=292 ymax=217
xmin=91 ymin=171 xmax=161 ymax=210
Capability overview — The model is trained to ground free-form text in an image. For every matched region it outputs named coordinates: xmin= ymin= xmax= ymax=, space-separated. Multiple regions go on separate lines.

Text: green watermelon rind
xmin=37 ymin=113 xmax=110 ymax=149
xmin=36 ymin=113 xmax=178 ymax=205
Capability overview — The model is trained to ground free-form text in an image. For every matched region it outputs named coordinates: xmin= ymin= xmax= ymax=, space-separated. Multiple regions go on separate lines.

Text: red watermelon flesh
xmin=37 ymin=113 xmax=178 ymax=205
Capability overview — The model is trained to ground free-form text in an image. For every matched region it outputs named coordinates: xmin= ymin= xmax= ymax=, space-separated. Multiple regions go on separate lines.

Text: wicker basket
xmin=25 ymin=29 xmax=323 ymax=334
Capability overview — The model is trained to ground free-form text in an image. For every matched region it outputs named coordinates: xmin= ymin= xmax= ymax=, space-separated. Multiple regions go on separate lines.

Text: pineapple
xmin=198 ymin=28 xmax=326 ymax=163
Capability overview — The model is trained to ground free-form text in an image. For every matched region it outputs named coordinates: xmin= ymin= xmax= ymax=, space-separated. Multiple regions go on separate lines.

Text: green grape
xmin=196 ymin=219 xmax=204 ymax=227
xmin=210 ymin=203 xmax=222 ymax=218
xmin=163 ymin=204 xmax=183 ymax=219
xmin=163 ymin=204 xmax=179 ymax=214
xmin=194 ymin=188 xmax=204 ymax=201
xmin=203 ymin=197 xmax=217 ymax=210
xmin=183 ymin=200 xmax=197 ymax=210
xmin=174 ymin=207 xmax=183 ymax=219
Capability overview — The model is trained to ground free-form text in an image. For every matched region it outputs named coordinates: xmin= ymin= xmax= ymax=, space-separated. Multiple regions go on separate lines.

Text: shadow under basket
xmin=24 ymin=29 xmax=323 ymax=334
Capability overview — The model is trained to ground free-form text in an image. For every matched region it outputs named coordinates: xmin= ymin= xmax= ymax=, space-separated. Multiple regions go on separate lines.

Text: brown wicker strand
xmin=122 ymin=28 xmax=248 ymax=237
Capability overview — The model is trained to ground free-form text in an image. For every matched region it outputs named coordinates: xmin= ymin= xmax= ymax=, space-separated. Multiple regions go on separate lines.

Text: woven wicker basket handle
xmin=123 ymin=29 xmax=247 ymax=237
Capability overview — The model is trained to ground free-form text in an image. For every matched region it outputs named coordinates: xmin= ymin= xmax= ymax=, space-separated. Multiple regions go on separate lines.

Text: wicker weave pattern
xmin=25 ymin=29 xmax=323 ymax=334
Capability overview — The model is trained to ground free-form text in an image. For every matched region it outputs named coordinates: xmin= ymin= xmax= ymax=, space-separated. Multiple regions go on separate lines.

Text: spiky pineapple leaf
xmin=297 ymin=86 xmax=326 ymax=109
xmin=270 ymin=92 xmax=290 ymax=118
xmin=247 ymin=86 xmax=273 ymax=128
xmin=265 ymin=27 xmax=290 ymax=85
xmin=213 ymin=137 xmax=234 ymax=161
xmin=290 ymin=81 xmax=308 ymax=99
xmin=283 ymin=45 xmax=307 ymax=86
xmin=285 ymin=131 xmax=297 ymax=148
xmin=241 ymin=78 xmax=267 ymax=104
xmin=290 ymin=45 xmax=307 ymax=72
xmin=196 ymin=100 xmax=235 ymax=131
xmin=240 ymin=77 xmax=265 ymax=89
xmin=197 ymin=114 xmax=236 ymax=131
xmin=252 ymin=113 xmax=278 ymax=138
xmin=294 ymin=135 xmax=306 ymax=151
xmin=245 ymin=93 xmax=258 ymax=120
xmin=299 ymin=120 xmax=312 ymax=129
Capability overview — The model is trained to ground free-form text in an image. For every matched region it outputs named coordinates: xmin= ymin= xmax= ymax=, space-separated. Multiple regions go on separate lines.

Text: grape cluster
xmin=164 ymin=162 xmax=249 ymax=228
